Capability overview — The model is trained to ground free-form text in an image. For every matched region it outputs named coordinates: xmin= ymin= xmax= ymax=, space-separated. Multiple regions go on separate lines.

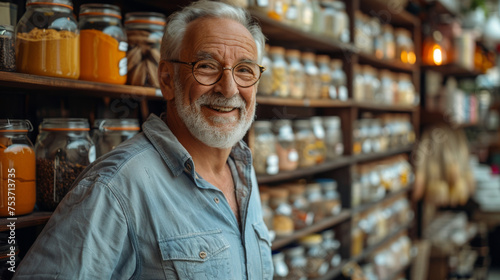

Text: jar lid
xmin=316 ymin=55 xmax=330 ymax=64
xmin=0 ymin=119 xmax=33 ymax=133
xmin=299 ymin=234 xmax=322 ymax=245
xmin=79 ymin=3 xmax=122 ymax=19
xmin=301 ymin=52 xmax=315 ymax=61
xmin=40 ymin=118 xmax=89 ymax=131
xmin=124 ymin=12 xmax=166 ymax=26
xmin=94 ymin=119 xmax=140 ymax=131
xmin=0 ymin=25 xmax=14 ymax=32
xmin=27 ymin=0 xmax=73 ymax=10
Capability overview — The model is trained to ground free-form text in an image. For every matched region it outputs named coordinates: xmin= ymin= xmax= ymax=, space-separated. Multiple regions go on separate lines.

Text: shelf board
xmin=256 ymin=96 xmax=352 ymax=108
xmin=351 ymin=145 xmax=414 ymax=163
xmin=0 ymin=72 xmax=162 ymax=99
xmin=0 ymin=211 xmax=52 ymax=231
xmin=422 ymin=64 xmax=482 ymax=78
xmin=352 ymin=185 xmax=413 ymax=215
xmin=271 ymin=210 xmax=351 ymax=250
xmin=353 ymin=101 xmax=419 ymax=112
xmin=249 ymin=9 xmax=356 ymax=54
xmin=358 ymin=53 xmax=416 ymax=73
xmin=257 ymin=157 xmax=352 ymax=184
xmin=359 ymin=0 xmax=420 ymax=26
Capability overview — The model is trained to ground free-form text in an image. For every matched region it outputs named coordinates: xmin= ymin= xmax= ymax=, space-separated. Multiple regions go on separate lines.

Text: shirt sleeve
xmin=13 ymin=177 xmax=137 ymax=280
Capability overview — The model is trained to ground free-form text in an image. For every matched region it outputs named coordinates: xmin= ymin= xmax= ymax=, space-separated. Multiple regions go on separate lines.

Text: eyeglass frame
xmin=167 ymin=59 xmax=266 ymax=88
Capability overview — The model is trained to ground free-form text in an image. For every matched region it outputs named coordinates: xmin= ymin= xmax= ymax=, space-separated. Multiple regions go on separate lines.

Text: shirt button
xmin=214 ymin=197 xmax=220 ymax=204
xmin=199 ymin=251 xmax=207 ymax=259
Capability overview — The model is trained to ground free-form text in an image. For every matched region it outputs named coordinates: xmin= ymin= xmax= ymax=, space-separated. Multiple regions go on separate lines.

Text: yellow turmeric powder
xmin=80 ymin=29 xmax=127 ymax=84
xmin=16 ymin=28 xmax=80 ymax=79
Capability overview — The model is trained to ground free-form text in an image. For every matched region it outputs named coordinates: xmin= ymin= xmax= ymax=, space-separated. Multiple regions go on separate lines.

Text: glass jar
xmin=284 ymin=245 xmax=308 ymax=280
xmin=299 ymin=0 xmax=313 ymax=32
xmin=35 ymin=118 xmax=95 ymax=211
xmin=260 ymin=191 xmax=275 ymax=241
xmin=370 ymin=119 xmax=382 ymax=153
xmin=311 ymin=0 xmax=323 ymax=34
xmin=330 ymin=59 xmax=348 ymax=100
xmin=0 ymin=25 xmax=15 ymax=72
xmin=359 ymin=119 xmax=371 ymax=154
xmin=372 ymin=18 xmax=384 ymax=60
xmin=353 ymin=64 xmax=364 ymax=101
xmin=351 ymin=224 xmax=364 ymax=256
xmin=351 ymin=167 xmax=362 ymax=207
xmin=299 ymin=234 xmax=329 ymax=278
xmin=269 ymin=46 xmax=289 ymax=97
xmin=15 ymin=0 xmax=79 ymax=79
xmin=382 ymin=24 xmax=396 ymax=60
xmin=302 ymin=52 xmax=321 ymax=99
xmin=305 ymin=183 xmax=324 ymax=222
xmin=268 ymin=188 xmax=294 ymax=237
xmin=258 ymin=44 xmax=274 ymax=96
xmin=92 ymin=119 xmax=140 ymax=158
xmin=352 ymin=120 xmax=362 ymax=155
xmin=293 ymin=119 xmax=317 ymax=168
xmin=323 ymin=116 xmax=344 ymax=159
xmin=124 ymin=12 xmax=166 ymax=88
xmin=322 ymin=1 xmax=336 ymax=38
xmin=272 ymin=251 xmax=290 ymax=280
xmin=331 ymin=0 xmax=349 ymax=43
xmin=252 ymin=121 xmax=279 ymax=175
xmin=317 ymin=178 xmax=341 ymax=216
xmin=395 ymin=28 xmax=415 ymax=64
xmin=310 ymin=117 xmax=326 ymax=163
xmin=286 ymin=49 xmax=305 ymax=99
xmin=322 ymin=229 xmax=342 ymax=269
xmin=0 ymin=120 xmax=35 ymax=216
xmin=79 ymin=4 xmax=127 ymax=84
xmin=362 ymin=65 xmax=375 ymax=102
xmin=286 ymin=183 xmax=313 ymax=230
xmin=273 ymin=119 xmax=299 ymax=171
xmin=380 ymin=70 xmax=394 ymax=104
xmin=397 ymin=73 xmax=416 ymax=105
xmin=317 ymin=55 xmax=332 ymax=99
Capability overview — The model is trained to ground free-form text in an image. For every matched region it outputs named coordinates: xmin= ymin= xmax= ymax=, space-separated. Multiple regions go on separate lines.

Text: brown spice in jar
xmin=126 ymin=30 xmax=161 ymax=87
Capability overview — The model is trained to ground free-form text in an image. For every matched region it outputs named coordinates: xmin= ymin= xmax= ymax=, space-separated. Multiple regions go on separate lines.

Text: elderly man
xmin=14 ymin=1 xmax=272 ymax=279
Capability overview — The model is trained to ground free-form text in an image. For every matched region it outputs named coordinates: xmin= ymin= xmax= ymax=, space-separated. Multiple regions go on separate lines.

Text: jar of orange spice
xmin=0 ymin=120 xmax=36 ymax=217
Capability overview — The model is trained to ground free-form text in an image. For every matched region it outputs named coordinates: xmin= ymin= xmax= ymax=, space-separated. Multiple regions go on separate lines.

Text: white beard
xmin=174 ymin=79 xmax=255 ymax=149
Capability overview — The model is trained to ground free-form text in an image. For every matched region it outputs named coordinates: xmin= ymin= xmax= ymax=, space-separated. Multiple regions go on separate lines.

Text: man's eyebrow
xmin=195 ymin=51 xmax=257 ymax=63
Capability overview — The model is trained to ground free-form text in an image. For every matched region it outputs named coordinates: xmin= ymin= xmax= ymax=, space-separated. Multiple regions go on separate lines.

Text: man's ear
xmin=158 ymin=60 xmax=175 ymax=101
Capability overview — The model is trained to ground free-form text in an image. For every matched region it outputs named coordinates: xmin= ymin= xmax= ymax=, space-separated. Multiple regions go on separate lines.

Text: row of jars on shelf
xmin=252 ymin=116 xmax=343 ymax=175
xmin=362 ymin=234 xmax=412 ymax=280
xmin=250 ymin=0 xmax=350 ymax=43
xmin=353 ymin=64 xmax=418 ymax=106
xmin=355 ymin=10 xmax=416 ymax=65
xmin=351 ymin=196 xmax=413 ymax=257
xmin=352 ymin=114 xmax=416 ymax=156
xmin=272 ymin=229 xmax=342 ymax=280
xmin=0 ymin=1 xmax=164 ymax=88
xmin=260 ymin=178 xmax=341 ymax=239
xmin=258 ymin=45 xmax=348 ymax=100
xmin=351 ymin=154 xmax=413 ymax=208
xmin=0 ymin=118 xmax=140 ymax=215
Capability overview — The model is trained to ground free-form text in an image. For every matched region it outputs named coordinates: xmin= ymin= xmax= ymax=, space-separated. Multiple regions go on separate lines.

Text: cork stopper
xmin=316 ymin=54 xmax=330 ymax=64
xmin=301 ymin=52 xmax=316 ymax=62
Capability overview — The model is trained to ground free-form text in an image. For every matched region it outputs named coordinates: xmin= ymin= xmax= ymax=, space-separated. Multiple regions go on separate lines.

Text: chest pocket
xmin=159 ymin=229 xmax=232 ymax=280
xmin=253 ymin=221 xmax=273 ymax=280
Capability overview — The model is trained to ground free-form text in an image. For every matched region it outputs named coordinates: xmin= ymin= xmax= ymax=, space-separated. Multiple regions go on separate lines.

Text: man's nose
xmin=214 ymin=68 xmax=238 ymax=98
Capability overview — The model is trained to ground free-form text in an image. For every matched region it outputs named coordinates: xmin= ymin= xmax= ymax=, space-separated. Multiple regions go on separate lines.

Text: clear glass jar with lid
xmin=286 ymin=49 xmax=305 ymax=99
xmin=323 ymin=116 xmax=344 ymax=159
xmin=35 ymin=118 xmax=95 ymax=211
xmin=359 ymin=119 xmax=372 ymax=154
xmin=302 ymin=52 xmax=321 ymax=99
xmin=330 ymin=59 xmax=348 ymax=100
xmin=397 ymin=73 xmax=416 ymax=105
xmin=284 ymin=245 xmax=308 ymax=280
xmin=305 ymin=182 xmax=324 ymax=222
xmin=272 ymin=251 xmax=290 ymax=280
xmin=285 ymin=183 xmax=313 ymax=230
xmin=353 ymin=64 xmax=364 ymax=101
xmin=316 ymin=55 xmax=332 ymax=99
xmin=92 ymin=119 xmax=140 ymax=158
xmin=258 ymin=44 xmax=273 ymax=96
xmin=321 ymin=1 xmax=336 ymax=38
xmin=321 ymin=229 xmax=342 ymax=269
xmin=272 ymin=119 xmax=299 ymax=171
xmin=79 ymin=4 xmax=127 ymax=84
xmin=395 ymin=28 xmax=415 ymax=64
xmin=299 ymin=234 xmax=329 ymax=278
xmin=330 ymin=0 xmax=349 ymax=43
xmin=124 ymin=12 xmax=166 ymax=87
xmin=252 ymin=121 xmax=279 ymax=175
xmin=268 ymin=188 xmax=294 ymax=237
xmin=293 ymin=119 xmax=317 ymax=168
xmin=0 ymin=25 xmax=15 ymax=72
xmin=362 ymin=65 xmax=376 ymax=101
xmin=310 ymin=117 xmax=326 ymax=163
xmin=369 ymin=119 xmax=382 ymax=153
xmin=382 ymin=24 xmax=396 ymax=60
xmin=15 ymin=0 xmax=79 ymax=79
xmin=0 ymin=120 xmax=36 ymax=216
xmin=316 ymin=178 xmax=341 ymax=216
xmin=380 ymin=70 xmax=395 ymax=104
xmin=269 ymin=46 xmax=289 ymax=97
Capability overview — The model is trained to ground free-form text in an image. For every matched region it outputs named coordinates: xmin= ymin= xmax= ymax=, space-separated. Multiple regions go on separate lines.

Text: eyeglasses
xmin=168 ymin=58 xmax=266 ymax=88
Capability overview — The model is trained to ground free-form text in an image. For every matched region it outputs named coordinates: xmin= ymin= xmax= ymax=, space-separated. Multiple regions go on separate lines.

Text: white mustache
xmin=197 ymin=93 xmax=246 ymax=109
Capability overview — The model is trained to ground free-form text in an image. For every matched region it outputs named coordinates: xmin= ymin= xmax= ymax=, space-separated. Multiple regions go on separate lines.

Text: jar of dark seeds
xmin=0 ymin=25 xmax=15 ymax=72
xmin=35 ymin=118 xmax=95 ymax=211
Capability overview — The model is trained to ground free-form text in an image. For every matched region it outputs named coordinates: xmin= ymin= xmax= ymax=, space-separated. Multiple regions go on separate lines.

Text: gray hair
xmin=160 ymin=0 xmax=265 ymax=63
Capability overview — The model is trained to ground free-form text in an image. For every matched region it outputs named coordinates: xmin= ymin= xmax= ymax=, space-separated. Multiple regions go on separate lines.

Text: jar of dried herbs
xmin=299 ymin=234 xmax=329 ymax=278
xmin=252 ymin=121 xmax=279 ymax=175
xmin=0 ymin=25 xmax=15 ymax=72
xmin=35 ymin=118 xmax=95 ymax=211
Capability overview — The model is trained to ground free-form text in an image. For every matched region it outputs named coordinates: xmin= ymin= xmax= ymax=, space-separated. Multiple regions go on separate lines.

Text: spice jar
xmin=317 ymin=55 xmax=332 ymax=99
xmin=317 ymin=178 xmax=341 ymax=216
xmin=0 ymin=25 xmax=15 ymax=72
xmin=299 ymin=234 xmax=329 ymax=278
xmin=35 ymin=118 xmax=95 ymax=211
xmin=252 ymin=121 xmax=279 ymax=175
xmin=258 ymin=44 xmax=273 ymax=96
xmin=125 ymin=12 xmax=166 ymax=87
xmin=293 ymin=119 xmax=316 ymax=168
xmin=322 ymin=229 xmax=342 ymax=269
xmin=272 ymin=251 xmax=290 ymax=280
xmin=352 ymin=120 xmax=362 ymax=155
xmin=269 ymin=46 xmax=289 ymax=97
xmin=92 ymin=119 xmax=140 ymax=158
xmin=272 ymin=119 xmax=299 ymax=171
xmin=310 ymin=117 xmax=326 ymax=163
xmin=15 ymin=0 xmax=79 ymax=79
xmin=268 ymin=188 xmax=294 ymax=237
xmin=285 ymin=183 xmax=313 ymax=230
xmin=79 ymin=4 xmax=127 ymax=84
xmin=330 ymin=59 xmax=348 ymax=100
xmin=302 ymin=52 xmax=321 ymax=99
xmin=305 ymin=183 xmax=324 ymax=222
xmin=284 ymin=245 xmax=308 ymax=280
xmin=0 ymin=120 xmax=35 ymax=217
xmin=395 ymin=28 xmax=415 ymax=64
xmin=323 ymin=116 xmax=343 ymax=159
xmin=380 ymin=70 xmax=395 ymax=104
xmin=286 ymin=49 xmax=305 ymax=99
xmin=382 ymin=24 xmax=396 ymax=60
xmin=353 ymin=64 xmax=364 ymax=101
xmin=330 ymin=0 xmax=349 ymax=43
xmin=397 ymin=73 xmax=416 ymax=105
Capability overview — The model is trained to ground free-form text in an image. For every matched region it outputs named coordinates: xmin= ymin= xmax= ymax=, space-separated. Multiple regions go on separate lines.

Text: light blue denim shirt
xmin=14 ymin=114 xmax=273 ymax=280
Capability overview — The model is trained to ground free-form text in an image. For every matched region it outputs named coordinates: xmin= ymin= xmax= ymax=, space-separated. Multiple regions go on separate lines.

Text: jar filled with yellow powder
xmin=79 ymin=4 xmax=127 ymax=84
xmin=15 ymin=0 xmax=79 ymax=79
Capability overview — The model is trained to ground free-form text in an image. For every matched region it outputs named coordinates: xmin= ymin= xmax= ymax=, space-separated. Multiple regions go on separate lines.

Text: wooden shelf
xmin=422 ymin=64 xmax=482 ymax=78
xmin=256 ymin=96 xmax=352 ymax=108
xmin=271 ymin=210 xmax=351 ymax=250
xmin=0 ymin=211 xmax=52 ymax=231
xmin=359 ymin=0 xmax=420 ymax=26
xmin=353 ymin=101 xmax=419 ymax=112
xmin=0 ymin=72 xmax=162 ymax=99
xmin=358 ymin=52 xmax=416 ymax=73
xmin=249 ymin=9 xmax=356 ymax=54
xmin=352 ymin=185 xmax=413 ymax=215
xmin=351 ymin=145 xmax=414 ymax=164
